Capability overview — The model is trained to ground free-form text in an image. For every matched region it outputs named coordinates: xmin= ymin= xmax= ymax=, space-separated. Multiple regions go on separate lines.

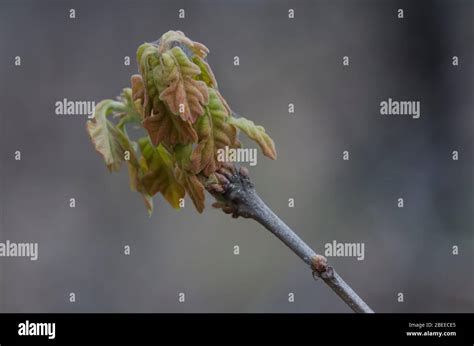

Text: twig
xmin=208 ymin=165 xmax=374 ymax=313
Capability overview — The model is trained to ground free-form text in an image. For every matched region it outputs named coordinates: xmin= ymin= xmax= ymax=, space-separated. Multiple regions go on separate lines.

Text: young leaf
xmin=137 ymin=43 xmax=161 ymax=118
xmin=192 ymin=56 xmax=217 ymax=88
xmin=141 ymin=193 xmax=154 ymax=217
xmin=117 ymin=130 xmax=140 ymax=188
xmin=158 ymin=30 xmax=210 ymax=58
xmin=117 ymin=88 xmax=144 ymax=129
xmin=86 ymin=100 xmax=126 ymax=172
xmin=119 ymin=132 xmax=154 ymax=216
xmin=138 ymin=137 xmax=185 ymax=209
xmin=191 ymin=88 xmax=239 ymax=176
xmin=227 ymin=116 xmax=277 ymax=160
xmin=131 ymin=74 xmax=145 ymax=102
xmin=155 ymin=47 xmax=209 ymax=123
xmin=143 ymin=100 xmax=198 ymax=146
xmin=174 ymin=143 xmax=194 ymax=171
xmin=175 ymin=166 xmax=206 ymax=213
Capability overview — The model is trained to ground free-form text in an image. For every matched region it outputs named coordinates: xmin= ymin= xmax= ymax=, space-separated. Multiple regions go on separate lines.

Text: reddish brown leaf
xmin=143 ymin=101 xmax=198 ymax=147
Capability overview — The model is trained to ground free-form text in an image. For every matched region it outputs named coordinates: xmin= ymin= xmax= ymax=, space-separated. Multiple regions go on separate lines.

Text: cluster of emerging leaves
xmin=87 ymin=31 xmax=276 ymax=215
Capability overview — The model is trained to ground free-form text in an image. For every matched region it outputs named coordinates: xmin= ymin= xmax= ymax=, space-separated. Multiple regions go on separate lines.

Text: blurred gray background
xmin=0 ymin=0 xmax=472 ymax=313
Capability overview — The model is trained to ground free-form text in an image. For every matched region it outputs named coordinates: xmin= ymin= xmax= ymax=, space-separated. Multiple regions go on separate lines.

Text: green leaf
xmin=191 ymin=88 xmax=239 ymax=176
xmin=174 ymin=143 xmax=193 ymax=170
xmin=138 ymin=137 xmax=185 ymax=209
xmin=117 ymin=88 xmax=143 ymax=130
xmin=86 ymin=100 xmax=126 ymax=172
xmin=192 ymin=56 xmax=217 ymax=88
xmin=120 ymin=133 xmax=154 ymax=217
xmin=137 ymin=43 xmax=161 ymax=118
xmin=227 ymin=115 xmax=277 ymax=160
